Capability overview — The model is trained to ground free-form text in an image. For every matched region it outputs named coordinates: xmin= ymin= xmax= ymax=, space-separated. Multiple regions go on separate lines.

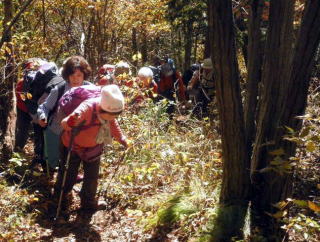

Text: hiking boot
xmin=30 ymin=157 xmax=46 ymax=171
xmin=52 ymin=191 xmax=74 ymax=211
xmin=75 ymin=209 xmax=94 ymax=224
xmin=81 ymin=200 xmax=107 ymax=212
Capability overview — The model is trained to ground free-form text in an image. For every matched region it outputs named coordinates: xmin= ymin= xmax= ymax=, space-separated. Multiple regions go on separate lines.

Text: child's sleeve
xmin=109 ymin=119 xmax=126 ymax=145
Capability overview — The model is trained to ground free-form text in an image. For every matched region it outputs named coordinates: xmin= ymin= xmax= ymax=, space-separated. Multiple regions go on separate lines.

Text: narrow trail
xmin=20 ymin=160 xmax=180 ymax=241
xmin=7 ymin=143 xmax=152 ymax=242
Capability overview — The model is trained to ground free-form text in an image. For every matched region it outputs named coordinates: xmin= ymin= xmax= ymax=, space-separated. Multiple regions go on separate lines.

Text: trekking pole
xmin=100 ymin=147 xmax=131 ymax=198
xmin=55 ymin=118 xmax=84 ymax=221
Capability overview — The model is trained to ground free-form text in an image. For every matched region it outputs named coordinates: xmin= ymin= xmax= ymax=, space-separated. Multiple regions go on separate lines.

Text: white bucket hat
xmin=100 ymin=84 xmax=124 ymax=113
xmin=138 ymin=67 xmax=153 ymax=78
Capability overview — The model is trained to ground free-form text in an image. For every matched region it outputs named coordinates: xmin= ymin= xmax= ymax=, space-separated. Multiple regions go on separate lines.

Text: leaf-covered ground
xmin=0 ymin=89 xmax=319 ymax=241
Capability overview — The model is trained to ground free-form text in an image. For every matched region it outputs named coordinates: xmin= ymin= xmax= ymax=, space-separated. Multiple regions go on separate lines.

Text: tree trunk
xmin=281 ymin=0 xmax=320 ymax=137
xmin=209 ymin=0 xmax=250 ymax=240
xmin=141 ymin=29 xmax=148 ymax=64
xmin=0 ymin=0 xmax=17 ymax=163
xmin=250 ymin=0 xmax=295 ymax=237
xmin=132 ymin=27 xmax=138 ymax=67
xmin=183 ymin=20 xmax=193 ymax=71
xmin=244 ymin=0 xmax=264 ymax=157
xmin=204 ymin=0 xmax=211 ymax=58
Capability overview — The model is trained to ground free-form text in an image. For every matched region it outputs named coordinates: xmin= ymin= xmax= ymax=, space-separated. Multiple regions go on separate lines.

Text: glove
xmin=66 ymin=113 xmax=80 ymax=127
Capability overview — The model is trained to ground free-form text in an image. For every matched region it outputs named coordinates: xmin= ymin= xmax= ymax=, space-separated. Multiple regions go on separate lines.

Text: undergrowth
xmin=0 ymin=81 xmax=319 ymax=241
xmin=99 ymin=95 xmax=223 ymax=240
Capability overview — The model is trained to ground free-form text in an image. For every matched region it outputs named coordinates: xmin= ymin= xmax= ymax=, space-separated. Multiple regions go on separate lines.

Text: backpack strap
xmin=83 ymin=80 xmax=92 ymax=85
xmin=77 ymin=102 xmax=99 ymax=132
xmin=48 ymin=82 xmax=66 ymax=125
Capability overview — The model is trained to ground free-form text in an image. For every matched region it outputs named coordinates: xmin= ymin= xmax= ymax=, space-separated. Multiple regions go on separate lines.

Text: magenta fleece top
xmin=61 ymin=97 xmax=125 ymax=148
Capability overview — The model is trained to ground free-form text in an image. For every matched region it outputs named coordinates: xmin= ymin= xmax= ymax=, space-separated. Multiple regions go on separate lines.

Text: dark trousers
xmin=14 ymin=109 xmax=32 ymax=151
xmin=158 ymin=89 xmax=175 ymax=116
xmin=32 ymin=123 xmax=45 ymax=161
xmin=54 ymin=145 xmax=100 ymax=209
xmin=192 ymin=88 xmax=213 ymax=118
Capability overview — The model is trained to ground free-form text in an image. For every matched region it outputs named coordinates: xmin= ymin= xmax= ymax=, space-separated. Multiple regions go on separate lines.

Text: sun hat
xmin=114 ymin=61 xmax=131 ymax=76
xmin=202 ymin=58 xmax=213 ymax=69
xmin=138 ymin=67 xmax=153 ymax=78
xmin=100 ymin=84 xmax=125 ymax=113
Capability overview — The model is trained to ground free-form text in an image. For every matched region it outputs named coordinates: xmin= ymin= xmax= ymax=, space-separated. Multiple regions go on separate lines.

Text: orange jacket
xmin=61 ymin=98 xmax=125 ymax=148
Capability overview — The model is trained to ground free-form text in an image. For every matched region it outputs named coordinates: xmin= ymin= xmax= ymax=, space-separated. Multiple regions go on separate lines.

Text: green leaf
xmin=299 ymin=127 xmax=311 ymax=138
xmin=293 ymin=199 xmax=308 ymax=207
xmin=284 ymin=126 xmax=295 ymax=134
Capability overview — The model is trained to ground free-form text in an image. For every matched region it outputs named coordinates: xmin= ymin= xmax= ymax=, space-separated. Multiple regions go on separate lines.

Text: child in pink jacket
xmin=54 ymin=84 xmax=128 ymax=213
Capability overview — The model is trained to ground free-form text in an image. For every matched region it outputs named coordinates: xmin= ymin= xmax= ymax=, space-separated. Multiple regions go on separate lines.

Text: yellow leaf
xmin=317 ymin=184 xmax=320 ymax=190
xmin=32 ymin=171 xmax=42 ymax=177
xmin=308 ymin=201 xmax=320 ymax=212
xmin=20 ymin=93 xmax=26 ymax=101
xmin=306 ymin=141 xmax=316 ymax=152
xmin=267 ymin=210 xmax=287 ymax=219
xmin=27 ymin=92 xmax=33 ymax=99
xmin=269 ymin=148 xmax=285 ymax=156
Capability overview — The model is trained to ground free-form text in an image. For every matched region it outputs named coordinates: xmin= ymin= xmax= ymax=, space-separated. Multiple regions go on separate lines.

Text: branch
xmin=0 ymin=0 xmax=36 ymax=50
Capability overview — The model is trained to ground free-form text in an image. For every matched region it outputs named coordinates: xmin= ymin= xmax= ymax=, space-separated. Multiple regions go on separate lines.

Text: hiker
xmin=16 ymin=58 xmax=50 ymax=169
xmin=187 ymin=58 xmax=215 ymax=117
xmin=95 ymin=64 xmax=115 ymax=86
xmin=131 ymin=67 xmax=158 ymax=104
xmin=152 ymin=56 xmax=186 ymax=115
xmin=14 ymin=60 xmax=35 ymax=152
xmin=182 ymin=64 xmax=200 ymax=91
xmin=54 ymin=84 xmax=128 ymax=214
xmin=38 ymin=56 xmax=93 ymax=173
xmin=114 ymin=61 xmax=131 ymax=77
xmin=114 ymin=61 xmax=132 ymax=86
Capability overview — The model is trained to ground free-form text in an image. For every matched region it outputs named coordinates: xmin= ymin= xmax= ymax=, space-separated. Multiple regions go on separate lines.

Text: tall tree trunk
xmin=183 ymin=20 xmax=193 ymax=71
xmin=42 ymin=0 xmax=46 ymax=40
xmin=278 ymin=0 xmax=320 ymax=203
xmin=193 ymin=32 xmax=198 ymax=64
xmin=250 ymin=0 xmax=295 ymax=237
xmin=0 ymin=0 xmax=17 ymax=163
xmin=132 ymin=27 xmax=138 ymax=67
xmin=209 ymin=0 xmax=250 ymax=240
xmin=244 ymin=0 xmax=264 ymax=158
xmin=204 ymin=0 xmax=211 ymax=58
xmin=176 ymin=29 xmax=183 ymax=71
xmin=141 ymin=29 xmax=148 ymax=64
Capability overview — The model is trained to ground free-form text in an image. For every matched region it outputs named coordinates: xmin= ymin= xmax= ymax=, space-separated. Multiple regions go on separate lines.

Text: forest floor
xmin=0 ymin=97 xmax=319 ymax=241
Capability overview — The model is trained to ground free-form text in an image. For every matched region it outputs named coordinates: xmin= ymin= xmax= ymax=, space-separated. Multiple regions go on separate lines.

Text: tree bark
xmin=183 ymin=20 xmax=193 ymax=71
xmin=204 ymin=0 xmax=211 ymax=58
xmin=244 ymin=0 xmax=264 ymax=157
xmin=132 ymin=27 xmax=138 ymax=67
xmin=250 ymin=0 xmax=295 ymax=236
xmin=141 ymin=29 xmax=148 ymax=64
xmin=0 ymin=0 xmax=17 ymax=163
xmin=209 ymin=0 xmax=250 ymax=240
xmin=282 ymin=0 xmax=320 ymax=136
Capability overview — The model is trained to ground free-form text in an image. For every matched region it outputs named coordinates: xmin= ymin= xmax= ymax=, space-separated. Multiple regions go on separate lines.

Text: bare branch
xmin=0 ymin=0 xmax=36 ymax=50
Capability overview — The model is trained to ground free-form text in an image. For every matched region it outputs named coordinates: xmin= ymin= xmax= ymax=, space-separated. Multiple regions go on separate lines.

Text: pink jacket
xmin=61 ymin=98 xmax=126 ymax=148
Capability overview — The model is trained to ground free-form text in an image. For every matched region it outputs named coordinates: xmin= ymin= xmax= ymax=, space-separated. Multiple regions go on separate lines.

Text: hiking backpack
xmin=22 ymin=62 xmax=64 ymax=114
xmin=148 ymin=65 xmax=161 ymax=85
xmin=58 ymin=85 xmax=101 ymax=116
